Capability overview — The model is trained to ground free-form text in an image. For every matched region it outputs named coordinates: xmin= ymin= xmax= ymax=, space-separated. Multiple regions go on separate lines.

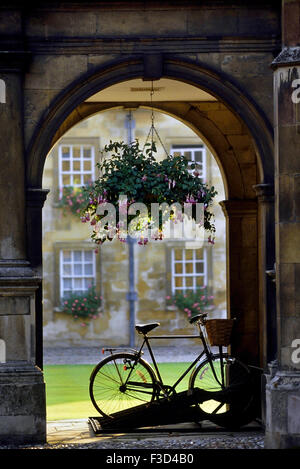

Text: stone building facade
xmin=0 ymin=0 xmax=299 ymax=448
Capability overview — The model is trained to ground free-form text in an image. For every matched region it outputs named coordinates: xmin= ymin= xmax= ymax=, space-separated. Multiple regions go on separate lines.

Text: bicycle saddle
xmin=135 ymin=322 xmax=160 ymax=335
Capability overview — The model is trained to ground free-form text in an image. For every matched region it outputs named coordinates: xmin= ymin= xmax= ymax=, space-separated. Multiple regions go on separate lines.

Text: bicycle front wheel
xmin=189 ymin=354 xmax=255 ymax=429
xmin=89 ymin=352 xmax=157 ymax=417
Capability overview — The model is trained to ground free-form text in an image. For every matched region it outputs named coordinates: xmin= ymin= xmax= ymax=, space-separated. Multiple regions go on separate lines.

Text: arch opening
xmin=26 ymin=60 xmax=274 ymax=381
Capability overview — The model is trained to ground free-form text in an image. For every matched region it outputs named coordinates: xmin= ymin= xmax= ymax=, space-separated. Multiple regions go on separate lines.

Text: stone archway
xmin=26 ymin=57 xmax=274 ymax=368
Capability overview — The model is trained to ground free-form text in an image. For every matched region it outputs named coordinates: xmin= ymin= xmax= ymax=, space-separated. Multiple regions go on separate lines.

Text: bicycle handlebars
xmin=189 ymin=313 xmax=207 ymax=324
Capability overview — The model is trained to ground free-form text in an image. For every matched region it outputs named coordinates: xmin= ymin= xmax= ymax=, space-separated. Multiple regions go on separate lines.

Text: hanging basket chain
xmin=143 ymin=81 xmax=169 ymax=158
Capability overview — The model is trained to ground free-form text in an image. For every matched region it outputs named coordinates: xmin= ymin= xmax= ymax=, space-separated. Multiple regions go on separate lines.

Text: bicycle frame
xmin=122 ymin=323 xmax=225 ymax=396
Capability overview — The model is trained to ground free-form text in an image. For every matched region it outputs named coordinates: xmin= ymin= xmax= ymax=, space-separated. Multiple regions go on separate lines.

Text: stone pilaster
xmin=220 ymin=199 xmax=259 ymax=366
xmin=26 ymin=188 xmax=49 ymax=369
xmin=265 ymin=2 xmax=300 ymax=446
xmin=0 ymin=54 xmax=46 ymax=443
xmin=253 ymin=183 xmax=276 ymax=368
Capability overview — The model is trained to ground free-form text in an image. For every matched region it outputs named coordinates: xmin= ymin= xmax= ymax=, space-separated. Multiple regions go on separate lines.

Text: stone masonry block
xmin=278 ymin=223 xmax=300 ymax=263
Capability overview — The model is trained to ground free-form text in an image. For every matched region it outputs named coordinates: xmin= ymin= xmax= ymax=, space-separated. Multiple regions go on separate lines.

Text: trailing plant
xmin=166 ymin=287 xmax=214 ymax=321
xmin=80 ymin=140 xmax=217 ymax=245
xmin=61 ymin=284 xmax=102 ymax=327
xmin=57 ymin=183 xmax=93 ymax=217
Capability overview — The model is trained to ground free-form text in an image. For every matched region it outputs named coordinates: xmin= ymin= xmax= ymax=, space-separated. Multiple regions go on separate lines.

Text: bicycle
xmin=89 ymin=313 xmax=256 ymax=429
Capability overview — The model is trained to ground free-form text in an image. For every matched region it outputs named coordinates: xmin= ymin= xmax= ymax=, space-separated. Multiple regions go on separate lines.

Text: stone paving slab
xmin=45 ymin=418 xmax=264 ymax=449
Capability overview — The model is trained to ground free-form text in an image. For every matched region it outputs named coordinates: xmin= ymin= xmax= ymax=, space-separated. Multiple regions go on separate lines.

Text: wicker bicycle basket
xmin=205 ymin=319 xmax=234 ymax=347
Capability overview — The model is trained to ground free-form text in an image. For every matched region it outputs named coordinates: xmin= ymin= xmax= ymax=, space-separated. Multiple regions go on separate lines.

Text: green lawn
xmin=44 ymin=362 xmax=192 ymax=421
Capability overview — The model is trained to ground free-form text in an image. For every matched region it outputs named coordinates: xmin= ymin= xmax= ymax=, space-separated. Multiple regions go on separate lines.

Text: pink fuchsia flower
xmin=166 ymin=296 xmax=171 ymax=300
xmin=208 ymin=236 xmax=215 ymax=245
xmin=141 ymin=175 xmax=147 ymax=182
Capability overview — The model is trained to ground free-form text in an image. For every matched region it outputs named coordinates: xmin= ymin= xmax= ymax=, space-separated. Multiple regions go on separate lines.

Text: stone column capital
xmin=0 ymin=51 xmax=31 ymax=74
xmin=253 ymin=183 xmax=274 ymax=204
xmin=26 ymin=188 xmax=49 ymax=209
xmin=219 ymin=199 xmax=257 ymax=218
xmin=272 ymin=46 xmax=300 ymax=69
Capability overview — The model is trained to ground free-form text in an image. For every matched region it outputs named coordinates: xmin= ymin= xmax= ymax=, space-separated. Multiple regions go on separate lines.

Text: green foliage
xmin=166 ymin=287 xmax=214 ymax=321
xmin=61 ymin=285 xmax=102 ymax=326
xmin=81 ymin=140 xmax=217 ymax=245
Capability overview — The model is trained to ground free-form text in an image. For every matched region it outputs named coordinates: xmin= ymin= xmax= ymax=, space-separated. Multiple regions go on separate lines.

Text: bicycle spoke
xmin=90 ymin=353 xmax=156 ymax=417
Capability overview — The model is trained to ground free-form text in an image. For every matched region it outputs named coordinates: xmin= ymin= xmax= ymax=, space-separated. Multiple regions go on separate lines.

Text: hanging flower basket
xmin=80 ymin=140 xmax=217 ymax=245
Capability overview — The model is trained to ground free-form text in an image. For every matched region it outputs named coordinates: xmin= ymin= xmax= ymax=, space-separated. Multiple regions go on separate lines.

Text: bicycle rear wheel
xmin=189 ymin=354 xmax=255 ymax=429
xmin=89 ymin=352 xmax=157 ymax=417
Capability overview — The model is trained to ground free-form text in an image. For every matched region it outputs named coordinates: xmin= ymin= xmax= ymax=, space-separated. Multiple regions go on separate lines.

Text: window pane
xmin=185 ymin=262 xmax=193 ymax=274
xmin=73 ymin=147 xmax=81 ymax=158
xmin=73 ymin=175 xmax=81 ymax=185
xmin=73 ymin=251 xmax=82 ymax=262
xmin=196 ymin=277 xmax=205 ymax=287
xmin=84 ymin=264 xmax=93 ymax=275
xmin=62 ymin=175 xmax=70 ymax=185
xmin=185 ymin=250 xmax=193 ymax=260
xmin=84 ymin=160 xmax=91 ymax=171
xmin=184 ymin=151 xmax=192 ymax=161
xmin=175 ymin=277 xmax=183 ymax=288
xmin=196 ymin=262 xmax=204 ymax=273
xmin=195 ymin=249 xmax=203 ymax=260
xmin=84 ymin=251 xmax=93 ymax=262
xmin=186 ymin=277 xmax=193 ymax=287
xmin=74 ymin=278 xmax=82 ymax=290
xmin=62 ymin=161 xmax=70 ymax=171
xmin=63 ymin=251 xmax=71 ymax=261
xmin=74 ymin=264 xmax=82 ymax=275
xmin=83 ymin=148 xmax=91 ymax=158
xmin=174 ymin=249 xmax=182 ymax=261
xmin=83 ymin=174 xmax=91 ymax=184
xmin=73 ymin=160 xmax=81 ymax=171
xmin=175 ymin=263 xmax=182 ymax=274
xmin=63 ymin=264 xmax=71 ymax=275
xmin=195 ymin=151 xmax=203 ymax=162
xmin=62 ymin=147 xmax=70 ymax=158
xmin=63 ymin=278 xmax=72 ymax=290
xmin=84 ymin=278 xmax=93 ymax=289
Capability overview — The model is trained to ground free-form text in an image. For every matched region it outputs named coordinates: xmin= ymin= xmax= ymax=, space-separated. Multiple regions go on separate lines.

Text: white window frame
xmin=59 ymin=249 xmax=96 ymax=298
xmin=58 ymin=143 xmax=95 ymax=190
xmin=170 ymin=145 xmax=206 ymax=182
xmin=171 ymin=247 xmax=208 ymax=294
